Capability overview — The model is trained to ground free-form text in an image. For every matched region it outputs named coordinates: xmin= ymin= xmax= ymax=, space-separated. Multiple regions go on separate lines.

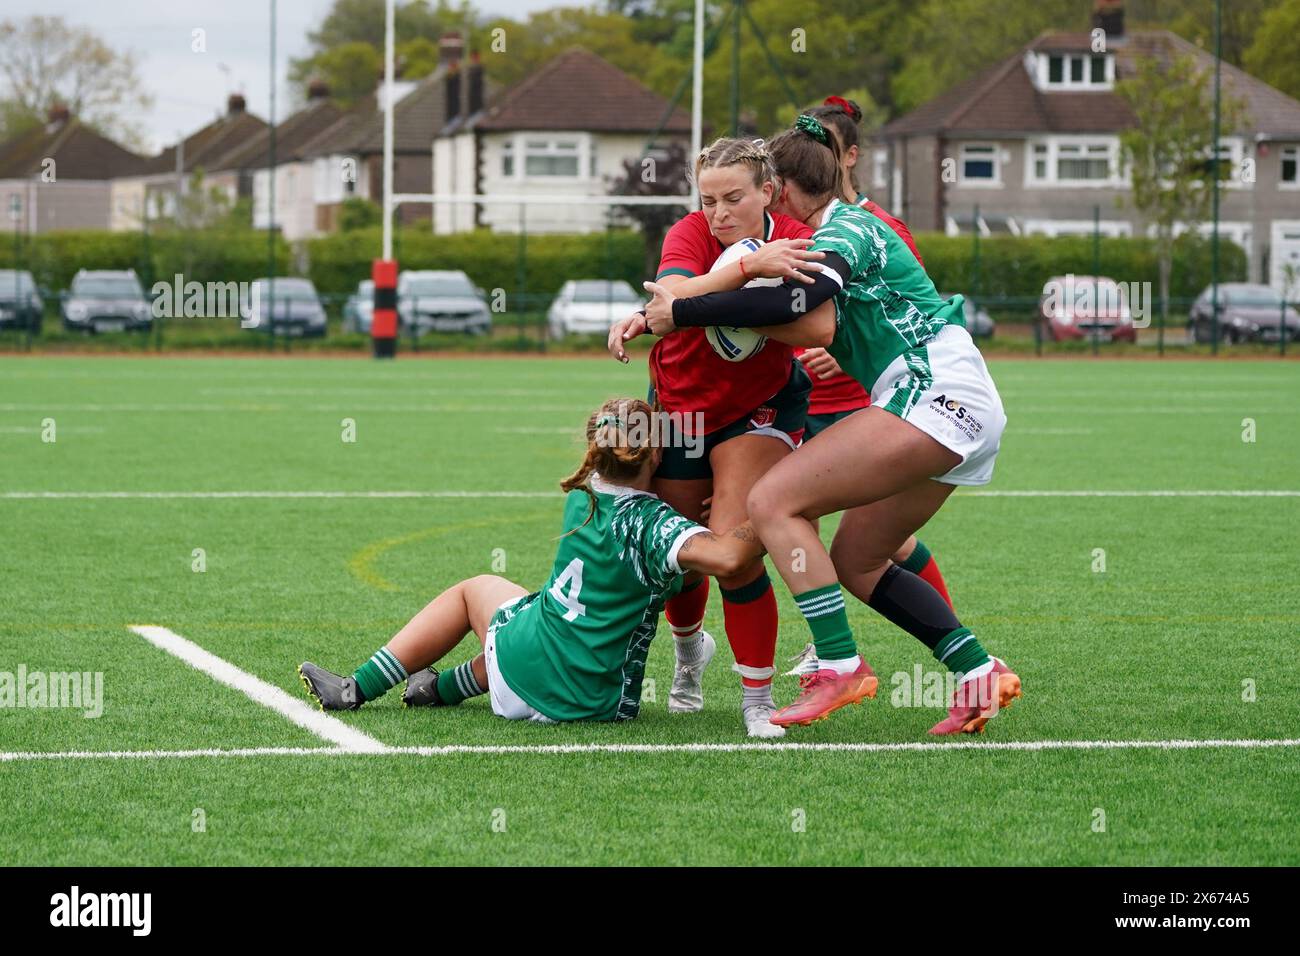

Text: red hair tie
xmin=823 ymin=95 xmax=857 ymax=119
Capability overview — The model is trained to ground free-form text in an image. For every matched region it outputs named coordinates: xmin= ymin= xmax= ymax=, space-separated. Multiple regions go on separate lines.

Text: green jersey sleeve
xmin=610 ymin=495 xmax=707 ymax=592
xmin=810 ymin=213 xmax=886 ymax=284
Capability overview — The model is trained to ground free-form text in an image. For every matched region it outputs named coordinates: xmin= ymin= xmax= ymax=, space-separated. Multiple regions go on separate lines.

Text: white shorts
xmin=483 ymin=597 xmax=555 ymax=724
xmin=870 ymin=324 xmax=1006 ymax=486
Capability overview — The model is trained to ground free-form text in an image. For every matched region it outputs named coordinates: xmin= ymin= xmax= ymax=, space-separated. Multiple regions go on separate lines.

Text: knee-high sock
xmin=720 ymin=571 xmax=777 ymax=688
xmin=868 ymin=565 xmax=989 ymax=675
xmin=665 ymin=577 xmax=709 ymax=642
xmin=898 ymin=539 xmax=953 ymax=611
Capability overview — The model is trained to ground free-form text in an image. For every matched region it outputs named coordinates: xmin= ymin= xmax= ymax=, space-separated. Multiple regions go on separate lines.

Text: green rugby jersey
xmin=494 ymin=475 xmax=707 ymax=722
xmin=811 ymin=199 xmax=965 ymax=391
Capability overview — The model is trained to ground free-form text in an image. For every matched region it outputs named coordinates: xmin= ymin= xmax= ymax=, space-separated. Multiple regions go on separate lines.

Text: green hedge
xmin=305 ymin=227 xmax=645 ymax=298
xmin=0 ymin=229 xmax=291 ymax=294
xmin=0 ymin=226 xmax=1247 ymax=310
xmin=912 ymin=232 xmax=1247 ymax=303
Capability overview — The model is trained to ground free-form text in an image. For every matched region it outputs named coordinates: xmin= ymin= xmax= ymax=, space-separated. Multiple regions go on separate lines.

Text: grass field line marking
xmin=5 ymin=490 xmax=1300 ymax=500
xmin=127 ymin=625 xmax=390 ymax=754
xmin=4 ymin=737 xmax=1299 ymax=762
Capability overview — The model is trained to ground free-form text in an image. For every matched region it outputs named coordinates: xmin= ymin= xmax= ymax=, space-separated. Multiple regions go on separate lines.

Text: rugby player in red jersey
xmin=608 ymin=138 xmax=825 ymax=737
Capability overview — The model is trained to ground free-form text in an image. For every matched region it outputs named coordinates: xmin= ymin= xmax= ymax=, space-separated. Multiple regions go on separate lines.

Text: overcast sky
xmin=6 ymin=0 xmax=567 ymax=153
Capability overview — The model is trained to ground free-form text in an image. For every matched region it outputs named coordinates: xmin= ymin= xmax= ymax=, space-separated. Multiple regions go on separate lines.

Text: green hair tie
xmin=795 ymin=114 xmax=828 ymax=144
xmin=595 ymin=414 xmax=623 ymax=430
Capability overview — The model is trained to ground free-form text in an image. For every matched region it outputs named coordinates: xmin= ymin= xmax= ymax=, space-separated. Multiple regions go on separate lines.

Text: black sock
xmin=866 ymin=564 xmax=962 ymax=650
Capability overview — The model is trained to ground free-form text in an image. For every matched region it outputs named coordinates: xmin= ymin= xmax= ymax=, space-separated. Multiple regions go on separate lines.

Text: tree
xmin=289 ymin=0 xmax=478 ymax=102
xmin=608 ymin=141 xmax=691 ymax=280
xmin=339 ymin=197 xmax=382 ymax=231
xmin=1116 ymin=52 xmax=1247 ymax=341
xmin=314 ymin=42 xmax=383 ymax=106
xmin=0 ymin=16 xmax=152 ymax=147
xmin=1242 ymin=0 xmax=1300 ymax=101
xmin=890 ymin=0 xmax=1082 ymax=115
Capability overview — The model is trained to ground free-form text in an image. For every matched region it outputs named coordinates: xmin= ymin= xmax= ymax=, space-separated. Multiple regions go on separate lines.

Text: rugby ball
xmin=705 ymin=238 xmax=782 ymax=362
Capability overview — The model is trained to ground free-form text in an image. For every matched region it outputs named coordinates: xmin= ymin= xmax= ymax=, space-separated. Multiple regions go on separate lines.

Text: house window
xmin=959 ymin=143 xmax=999 ymax=184
xmin=524 ymin=138 xmax=580 ymax=177
xmin=872 ymin=148 xmax=888 ymax=190
xmin=1027 ymin=137 xmax=1119 ymax=185
xmin=1283 ymin=146 xmax=1298 ymax=186
xmin=1208 ymin=138 xmax=1248 ymax=186
xmin=1033 ymin=143 xmax=1048 ymax=179
xmin=1038 ymin=52 xmax=1113 ymax=90
xmin=502 ymin=141 xmax=514 ymax=177
xmin=1058 ymin=142 xmax=1112 ymax=180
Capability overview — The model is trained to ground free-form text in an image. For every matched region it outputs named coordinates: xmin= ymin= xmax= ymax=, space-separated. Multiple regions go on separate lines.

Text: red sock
xmin=917 ymin=556 xmax=953 ymax=611
xmin=665 ymin=578 xmax=709 ymax=638
xmin=721 ymin=573 xmax=777 ymax=687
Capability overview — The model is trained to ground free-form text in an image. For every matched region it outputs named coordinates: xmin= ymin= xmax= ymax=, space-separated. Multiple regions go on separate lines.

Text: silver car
xmin=343 ymin=279 xmax=375 ymax=334
xmin=245 ymin=277 xmax=327 ymax=337
xmin=62 ymin=270 xmax=151 ymax=333
xmin=398 ymin=270 xmax=491 ymax=336
xmin=548 ymin=280 xmax=645 ymax=338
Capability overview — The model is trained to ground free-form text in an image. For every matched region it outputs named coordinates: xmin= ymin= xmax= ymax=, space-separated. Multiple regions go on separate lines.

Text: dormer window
xmin=1033 ymin=52 xmax=1114 ymax=91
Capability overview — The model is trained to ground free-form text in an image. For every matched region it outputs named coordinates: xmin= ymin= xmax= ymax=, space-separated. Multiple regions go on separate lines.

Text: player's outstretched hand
xmin=608 ymin=310 xmax=648 ymax=363
xmin=746 ymin=238 xmax=825 ymax=284
xmin=643 ymin=281 xmax=678 ymax=336
xmin=797 ymin=346 xmax=843 ymax=379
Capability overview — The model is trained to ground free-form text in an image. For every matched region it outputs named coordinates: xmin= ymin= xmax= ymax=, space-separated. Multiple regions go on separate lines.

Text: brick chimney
xmin=227 ymin=93 xmax=246 ymax=115
xmin=445 ymin=61 xmax=462 ymax=123
xmin=467 ymin=51 xmax=484 ymax=115
xmin=1093 ymin=0 xmax=1124 ymax=40
xmin=439 ymin=32 xmax=465 ymax=69
xmin=307 ymin=78 xmax=331 ymax=101
xmin=46 ymin=104 xmax=70 ymax=126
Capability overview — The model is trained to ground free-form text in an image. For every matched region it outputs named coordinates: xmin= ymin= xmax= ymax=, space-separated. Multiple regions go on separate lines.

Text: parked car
xmin=1038 ymin=275 xmax=1135 ymax=343
xmin=397 ymin=270 xmax=490 ymax=336
xmin=342 ymin=279 xmax=375 ymax=334
xmin=1187 ymin=283 xmax=1300 ymax=344
xmin=0 ymin=269 xmax=43 ymax=333
xmin=62 ymin=269 xmax=151 ymax=334
xmin=245 ymin=277 xmax=327 ymax=337
xmin=938 ymin=292 xmax=995 ymax=338
xmin=548 ymin=280 xmax=645 ymax=338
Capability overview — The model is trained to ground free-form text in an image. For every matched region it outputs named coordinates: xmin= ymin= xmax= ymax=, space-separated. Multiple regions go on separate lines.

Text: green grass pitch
xmin=1 ymin=353 xmax=1297 ymax=865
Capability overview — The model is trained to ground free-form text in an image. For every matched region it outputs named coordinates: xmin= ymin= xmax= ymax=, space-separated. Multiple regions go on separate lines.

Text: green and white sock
xmin=352 ymin=647 xmax=408 ymax=702
xmin=794 ymin=584 xmax=859 ymax=668
xmin=933 ymin=628 xmax=991 ymax=678
xmin=435 ymin=660 xmax=486 ymax=706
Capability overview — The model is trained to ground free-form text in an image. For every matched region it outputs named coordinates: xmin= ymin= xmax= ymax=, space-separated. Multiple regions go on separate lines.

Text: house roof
xmin=879 ymin=29 xmax=1300 ymax=140
xmin=294 ymin=62 xmax=498 ymax=158
xmin=468 ymin=48 xmax=693 ymax=134
xmin=144 ymin=108 xmax=269 ymax=176
xmin=207 ymin=97 xmax=345 ymax=171
xmin=0 ymin=117 xmax=149 ymax=179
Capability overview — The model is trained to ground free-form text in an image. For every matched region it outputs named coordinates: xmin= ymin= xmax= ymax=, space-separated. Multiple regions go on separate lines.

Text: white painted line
xmin=4 ymin=737 xmax=1298 ymax=762
xmin=128 ymin=625 xmax=389 ymax=754
xmin=960 ymin=490 xmax=1300 ymax=498
xmin=0 ymin=403 xmax=589 ymax=414
xmin=4 ymin=491 xmax=557 ymax=499
xmin=4 ymin=490 xmax=1299 ymax=500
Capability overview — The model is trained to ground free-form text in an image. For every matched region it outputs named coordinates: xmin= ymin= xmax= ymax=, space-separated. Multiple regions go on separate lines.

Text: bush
xmin=0 ymin=228 xmax=292 ymax=295
xmin=913 ymin=232 xmax=1247 ymax=304
xmin=304 ymin=227 xmax=645 ymax=298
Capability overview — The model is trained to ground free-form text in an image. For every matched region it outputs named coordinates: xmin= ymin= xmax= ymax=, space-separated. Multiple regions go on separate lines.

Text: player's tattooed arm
xmin=676 ymin=522 xmax=766 ymax=577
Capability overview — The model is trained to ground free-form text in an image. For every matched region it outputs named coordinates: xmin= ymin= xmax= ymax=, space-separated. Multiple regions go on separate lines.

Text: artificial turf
xmin=1 ymin=354 xmax=1297 ymax=865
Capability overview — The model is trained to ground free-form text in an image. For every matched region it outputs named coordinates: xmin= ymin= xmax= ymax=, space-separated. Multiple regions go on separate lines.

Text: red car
xmin=1038 ymin=275 xmax=1136 ymax=343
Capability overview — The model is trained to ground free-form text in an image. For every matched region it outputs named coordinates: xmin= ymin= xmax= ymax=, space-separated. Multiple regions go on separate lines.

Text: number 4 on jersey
xmin=549 ymin=558 xmax=587 ymax=621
